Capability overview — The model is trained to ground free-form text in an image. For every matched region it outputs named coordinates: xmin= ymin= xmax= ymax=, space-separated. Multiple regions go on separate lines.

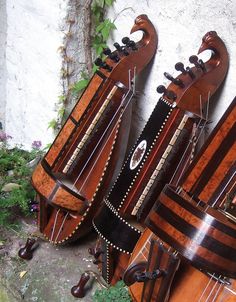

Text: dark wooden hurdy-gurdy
xmin=90 ymin=31 xmax=229 ymax=286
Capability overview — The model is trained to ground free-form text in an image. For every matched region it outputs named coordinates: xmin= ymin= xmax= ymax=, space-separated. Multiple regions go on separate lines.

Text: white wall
xmin=106 ymin=0 xmax=236 ymax=144
xmin=4 ymin=0 xmax=67 ymax=149
xmin=1 ymin=0 xmax=236 ymax=149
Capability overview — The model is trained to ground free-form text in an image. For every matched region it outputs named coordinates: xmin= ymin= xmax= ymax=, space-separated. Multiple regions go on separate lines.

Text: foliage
xmin=93 ymin=281 xmax=132 ymax=302
xmin=0 ymin=134 xmax=43 ymax=226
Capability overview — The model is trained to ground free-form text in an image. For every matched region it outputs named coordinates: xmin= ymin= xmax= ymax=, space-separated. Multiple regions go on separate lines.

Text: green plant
xmin=0 ymin=136 xmax=43 ymax=226
xmin=48 ymin=0 xmax=116 ymax=131
xmin=93 ymin=281 xmax=132 ymax=302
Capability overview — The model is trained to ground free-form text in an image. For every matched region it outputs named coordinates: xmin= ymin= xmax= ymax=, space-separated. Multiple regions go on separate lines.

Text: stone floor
xmin=0 ymin=218 xmax=101 ymax=302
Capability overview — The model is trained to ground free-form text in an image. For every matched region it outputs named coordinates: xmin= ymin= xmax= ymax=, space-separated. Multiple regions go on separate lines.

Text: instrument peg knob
xmin=198 ymin=59 xmax=206 ymax=72
xmin=175 ymin=62 xmax=187 ymax=74
xmin=109 ymin=52 xmax=120 ymax=62
xmin=122 ymin=36 xmax=130 ymax=45
xmin=103 ymin=48 xmax=111 ymax=56
xmin=156 ymin=85 xmax=166 ymax=94
xmin=186 ymin=66 xmax=195 ymax=79
xmin=18 ymin=238 xmax=36 ymax=260
xmin=71 ymin=273 xmax=90 ymax=298
xmin=189 ymin=55 xmax=199 ymax=65
xmin=94 ymin=58 xmax=103 ymax=67
xmin=164 ymin=72 xmax=184 ymax=87
xmin=128 ymin=40 xmax=137 ymax=50
xmin=113 ymin=42 xmax=122 ymax=51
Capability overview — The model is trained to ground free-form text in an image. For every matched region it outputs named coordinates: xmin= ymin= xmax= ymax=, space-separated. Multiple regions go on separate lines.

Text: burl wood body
xmin=31 ymin=15 xmax=158 ymax=244
xmin=125 ymin=98 xmax=236 ymax=301
xmin=92 ymin=31 xmax=229 ymax=285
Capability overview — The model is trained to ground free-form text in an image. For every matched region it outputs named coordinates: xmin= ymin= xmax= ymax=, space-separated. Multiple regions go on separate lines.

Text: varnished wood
xmin=125 ymin=98 xmax=236 ymax=301
xmin=31 ymin=15 xmax=158 ymax=244
xmin=92 ymin=31 xmax=229 ymax=285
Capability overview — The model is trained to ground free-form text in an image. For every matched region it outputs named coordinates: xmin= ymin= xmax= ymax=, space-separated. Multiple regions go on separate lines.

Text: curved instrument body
xmin=92 ymin=32 xmax=229 ymax=284
xmin=31 ymin=14 xmax=158 ymax=244
xmin=124 ymin=97 xmax=236 ymax=301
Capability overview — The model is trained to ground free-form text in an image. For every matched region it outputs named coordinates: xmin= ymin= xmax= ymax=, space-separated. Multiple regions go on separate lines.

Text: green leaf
xmin=48 ymin=119 xmax=57 ymax=129
xmin=72 ymin=79 xmax=89 ymax=93
xmin=105 ymin=0 xmax=115 ymax=6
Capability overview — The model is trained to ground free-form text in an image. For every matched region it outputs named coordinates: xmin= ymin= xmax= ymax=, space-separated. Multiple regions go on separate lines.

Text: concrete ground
xmin=0 ymin=218 xmax=101 ymax=302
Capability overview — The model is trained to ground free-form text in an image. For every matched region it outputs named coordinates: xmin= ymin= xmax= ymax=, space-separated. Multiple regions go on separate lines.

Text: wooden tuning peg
xmin=121 ymin=36 xmax=130 ymax=45
xmin=186 ymin=66 xmax=195 ymax=79
xmin=109 ymin=53 xmax=120 ymax=62
xmin=175 ymin=62 xmax=187 ymax=74
xmin=189 ymin=55 xmax=205 ymax=71
xmin=18 ymin=238 xmax=36 ymax=260
xmin=71 ymin=272 xmax=90 ymax=298
xmin=103 ymin=48 xmax=111 ymax=56
xmin=164 ymin=72 xmax=184 ymax=87
xmin=94 ymin=58 xmax=112 ymax=72
xmin=156 ymin=85 xmax=177 ymax=101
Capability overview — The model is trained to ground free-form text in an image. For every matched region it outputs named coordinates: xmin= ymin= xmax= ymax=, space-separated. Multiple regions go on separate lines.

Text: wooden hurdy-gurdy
xmin=31 ymin=15 xmax=158 ymax=244
xmin=124 ymin=97 xmax=236 ymax=302
xmin=91 ymin=31 xmax=229 ymax=285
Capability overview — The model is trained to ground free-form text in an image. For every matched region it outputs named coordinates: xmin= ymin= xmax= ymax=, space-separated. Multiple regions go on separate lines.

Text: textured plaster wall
xmin=0 ymin=0 xmax=7 ymax=129
xmin=3 ymin=0 xmax=68 ymax=149
xmin=1 ymin=0 xmax=236 ymax=149
xmin=106 ymin=0 xmax=236 ymax=145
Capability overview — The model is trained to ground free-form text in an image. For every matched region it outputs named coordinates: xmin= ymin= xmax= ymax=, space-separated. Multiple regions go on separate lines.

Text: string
xmin=197 ymin=273 xmax=215 ymax=302
xmin=50 ymin=209 xmax=60 ymax=242
xmin=71 ymin=67 xmax=136 ymax=191
xmin=205 ymin=275 xmax=221 ymax=302
xmin=211 ymin=281 xmax=223 ymax=302
xmin=78 ymin=86 xmax=136 ymax=193
xmin=54 ymin=212 xmax=69 ymax=243
xmin=174 ymin=91 xmax=211 ymax=186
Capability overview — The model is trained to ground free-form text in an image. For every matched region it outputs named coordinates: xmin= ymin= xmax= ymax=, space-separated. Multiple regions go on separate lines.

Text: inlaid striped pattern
xmin=146 ymin=185 xmax=236 ymax=279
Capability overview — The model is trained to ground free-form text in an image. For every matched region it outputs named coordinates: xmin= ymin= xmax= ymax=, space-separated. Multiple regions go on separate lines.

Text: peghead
xmin=164 ymin=72 xmax=184 ymax=87
xmin=175 ymin=62 xmax=187 ymax=74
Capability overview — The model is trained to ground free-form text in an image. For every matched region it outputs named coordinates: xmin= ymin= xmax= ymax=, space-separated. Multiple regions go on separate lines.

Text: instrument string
xmin=50 ymin=209 xmax=60 ymax=242
xmin=205 ymin=275 xmax=222 ymax=302
xmin=174 ymin=91 xmax=211 ymax=187
xmin=54 ymin=212 xmax=69 ymax=243
xmin=71 ymin=68 xmax=136 ymax=191
xmin=197 ymin=273 xmax=215 ymax=302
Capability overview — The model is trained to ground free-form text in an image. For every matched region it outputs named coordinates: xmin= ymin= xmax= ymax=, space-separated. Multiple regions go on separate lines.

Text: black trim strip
xmin=154 ymin=203 xmax=236 ymax=261
xmin=163 ymin=186 xmax=236 ymax=238
xmin=146 ymin=219 xmax=236 ymax=278
xmin=93 ymin=205 xmax=140 ymax=253
xmin=41 ymin=159 xmax=86 ymax=202
xmin=193 ymin=124 xmax=236 ymax=197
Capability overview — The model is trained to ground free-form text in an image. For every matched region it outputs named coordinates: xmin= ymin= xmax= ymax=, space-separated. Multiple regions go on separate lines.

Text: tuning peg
xmin=156 ymin=85 xmax=177 ymax=101
xmin=164 ymin=72 xmax=184 ymax=87
xmin=189 ymin=55 xmax=205 ymax=71
xmin=113 ymin=42 xmax=122 ymax=51
xmin=94 ymin=58 xmax=112 ymax=72
xmin=128 ymin=40 xmax=137 ymax=50
xmin=71 ymin=273 xmax=90 ymax=298
xmin=103 ymin=48 xmax=111 ymax=56
xmin=186 ymin=66 xmax=195 ymax=79
xmin=18 ymin=238 xmax=36 ymax=260
xmin=198 ymin=59 xmax=206 ymax=72
xmin=114 ymin=42 xmax=129 ymax=56
xmin=175 ymin=62 xmax=187 ymax=74
xmin=109 ymin=52 xmax=120 ymax=62
xmin=122 ymin=37 xmax=130 ymax=45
